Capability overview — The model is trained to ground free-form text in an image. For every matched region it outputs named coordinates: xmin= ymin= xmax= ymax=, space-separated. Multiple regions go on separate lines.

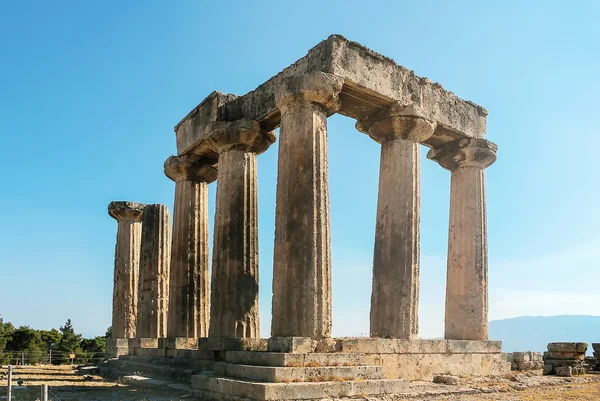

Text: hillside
xmin=489 ymin=315 xmax=600 ymax=354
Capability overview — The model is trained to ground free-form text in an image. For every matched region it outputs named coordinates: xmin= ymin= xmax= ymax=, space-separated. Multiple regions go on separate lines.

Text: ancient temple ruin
xmin=106 ymin=35 xmax=507 ymax=400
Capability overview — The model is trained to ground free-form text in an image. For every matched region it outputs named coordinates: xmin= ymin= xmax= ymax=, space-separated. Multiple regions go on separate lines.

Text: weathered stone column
xmin=271 ymin=72 xmax=344 ymax=339
xmin=206 ymin=120 xmax=275 ymax=338
xmin=164 ymin=155 xmax=217 ymax=339
xmin=427 ymin=138 xmax=497 ymax=340
xmin=108 ymin=201 xmax=146 ymax=339
xmin=137 ymin=204 xmax=172 ymax=338
xmin=356 ymin=104 xmax=435 ymax=339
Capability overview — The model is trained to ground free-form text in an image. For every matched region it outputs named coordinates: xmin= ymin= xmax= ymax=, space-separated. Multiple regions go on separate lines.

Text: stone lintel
xmin=164 ymin=154 xmax=218 ymax=183
xmin=175 ymin=35 xmax=487 ymax=155
xmin=198 ymin=337 xmax=268 ymax=352
xmin=158 ymin=337 xmax=199 ymax=350
xmin=108 ymin=201 xmax=146 ymax=222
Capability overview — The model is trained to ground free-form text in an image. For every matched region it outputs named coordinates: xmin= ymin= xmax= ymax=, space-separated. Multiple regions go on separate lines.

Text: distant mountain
xmin=489 ymin=315 xmax=600 ymax=354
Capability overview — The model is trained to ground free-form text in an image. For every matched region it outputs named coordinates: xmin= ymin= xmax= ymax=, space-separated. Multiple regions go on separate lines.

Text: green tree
xmin=6 ymin=326 xmax=45 ymax=364
xmin=0 ymin=316 xmax=15 ymax=364
xmin=40 ymin=329 xmax=62 ymax=350
xmin=57 ymin=319 xmax=82 ymax=363
xmin=105 ymin=326 xmax=112 ymax=339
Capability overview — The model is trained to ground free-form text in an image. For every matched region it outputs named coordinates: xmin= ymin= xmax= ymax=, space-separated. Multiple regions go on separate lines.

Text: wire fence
xmin=0 ymin=350 xmax=108 ymax=365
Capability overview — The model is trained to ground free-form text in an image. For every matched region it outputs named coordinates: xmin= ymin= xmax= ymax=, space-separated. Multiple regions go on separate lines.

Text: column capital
xmin=274 ymin=72 xmax=344 ymax=114
xmin=427 ymin=138 xmax=497 ymax=171
xmin=164 ymin=154 xmax=218 ymax=183
xmin=108 ymin=201 xmax=146 ymax=222
xmin=205 ymin=119 xmax=276 ymax=155
xmin=356 ymin=103 xmax=436 ymax=144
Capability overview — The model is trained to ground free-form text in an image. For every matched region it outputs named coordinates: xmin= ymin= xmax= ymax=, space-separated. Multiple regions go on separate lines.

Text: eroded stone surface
xmin=428 ymin=139 xmax=497 ymax=341
xmin=271 ymin=74 xmax=341 ymax=339
xmin=137 ymin=204 xmax=171 ymax=338
xmin=175 ymin=35 xmax=487 ymax=156
xmin=165 ymin=155 xmax=216 ymax=339
xmin=108 ymin=201 xmax=146 ymax=340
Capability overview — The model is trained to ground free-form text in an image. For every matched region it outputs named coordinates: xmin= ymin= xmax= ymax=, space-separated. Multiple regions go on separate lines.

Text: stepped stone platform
xmin=101 ymin=337 xmax=510 ymax=400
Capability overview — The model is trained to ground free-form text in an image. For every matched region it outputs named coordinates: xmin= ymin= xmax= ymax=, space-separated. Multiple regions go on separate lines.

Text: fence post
xmin=41 ymin=384 xmax=48 ymax=401
xmin=49 ymin=349 xmax=52 ymax=365
xmin=7 ymin=365 xmax=13 ymax=401
xmin=21 ymin=351 xmax=25 ymax=366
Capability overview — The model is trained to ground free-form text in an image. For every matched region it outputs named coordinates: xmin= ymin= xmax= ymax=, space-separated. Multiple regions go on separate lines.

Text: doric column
xmin=137 ymin=204 xmax=172 ymax=338
xmin=164 ymin=155 xmax=217 ymax=339
xmin=356 ymin=104 xmax=435 ymax=339
xmin=427 ymin=138 xmax=497 ymax=340
xmin=271 ymin=72 xmax=344 ymax=339
xmin=206 ymin=120 xmax=275 ymax=338
xmin=108 ymin=201 xmax=146 ymax=339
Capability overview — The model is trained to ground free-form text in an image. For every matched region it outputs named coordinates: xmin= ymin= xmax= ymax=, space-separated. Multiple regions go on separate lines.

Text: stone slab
xmin=158 ymin=337 xmax=199 ymax=350
xmin=175 ymin=35 xmax=487 ymax=156
xmin=132 ymin=347 xmax=167 ymax=358
xmin=191 ymin=373 xmax=409 ymax=400
xmin=268 ymin=337 xmax=316 ymax=353
xmin=165 ymin=349 xmax=215 ymax=360
xmin=543 ymin=351 xmax=585 ymax=361
xmin=128 ymin=338 xmax=159 ymax=349
xmin=225 ymin=351 xmax=380 ymax=368
xmin=336 ymin=339 xmax=502 ymax=354
xmin=547 ymin=342 xmax=587 ymax=353
xmin=593 ymin=343 xmax=600 ymax=352
xmin=213 ymin=362 xmax=383 ymax=382
xmin=198 ymin=337 xmax=268 ymax=352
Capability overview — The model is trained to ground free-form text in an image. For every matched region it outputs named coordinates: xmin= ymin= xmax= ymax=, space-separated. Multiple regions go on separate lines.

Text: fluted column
xmin=427 ymin=138 xmax=497 ymax=340
xmin=137 ymin=204 xmax=172 ymax=338
xmin=108 ymin=201 xmax=146 ymax=339
xmin=164 ymin=155 xmax=217 ymax=338
xmin=356 ymin=104 xmax=435 ymax=339
xmin=271 ymin=72 xmax=344 ymax=339
xmin=206 ymin=120 xmax=275 ymax=338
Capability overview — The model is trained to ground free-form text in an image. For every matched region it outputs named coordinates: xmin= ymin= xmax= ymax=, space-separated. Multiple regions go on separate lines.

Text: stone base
xmin=107 ymin=339 xmax=129 ymax=358
xmin=190 ymin=338 xmax=510 ymax=400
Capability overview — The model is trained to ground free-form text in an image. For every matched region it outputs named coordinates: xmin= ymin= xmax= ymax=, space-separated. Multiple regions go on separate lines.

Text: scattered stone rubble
xmin=543 ymin=342 xmax=587 ymax=376
xmin=508 ymin=351 xmax=543 ymax=371
xmin=592 ymin=343 xmax=600 ymax=371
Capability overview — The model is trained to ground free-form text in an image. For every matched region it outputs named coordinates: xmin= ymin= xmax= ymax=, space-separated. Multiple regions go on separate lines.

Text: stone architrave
xmin=427 ymin=138 xmax=497 ymax=341
xmin=164 ymin=155 xmax=217 ymax=339
xmin=356 ymin=104 xmax=436 ymax=339
xmin=206 ymin=120 xmax=275 ymax=338
xmin=271 ymin=72 xmax=344 ymax=339
xmin=108 ymin=201 xmax=146 ymax=339
xmin=137 ymin=204 xmax=172 ymax=338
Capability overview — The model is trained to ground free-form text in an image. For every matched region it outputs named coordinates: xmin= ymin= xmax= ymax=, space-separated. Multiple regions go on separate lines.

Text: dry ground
xmin=1 ymin=365 xmax=600 ymax=400
xmin=0 ymin=365 xmax=186 ymax=400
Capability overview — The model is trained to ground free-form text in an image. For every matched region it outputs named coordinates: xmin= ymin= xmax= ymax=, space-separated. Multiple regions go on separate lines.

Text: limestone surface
xmin=137 ymin=204 xmax=171 ymax=338
xmin=271 ymin=73 xmax=343 ymax=339
xmin=165 ymin=154 xmax=216 ymax=339
xmin=108 ymin=201 xmax=146 ymax=340
xmin=175 ymin=35 xmax=487 ymax=157
xmin=428 ymin=139 xmax=497 ymax=341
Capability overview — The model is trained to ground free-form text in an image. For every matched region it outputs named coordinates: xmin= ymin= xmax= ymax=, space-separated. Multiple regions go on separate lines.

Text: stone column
xmin=164 ymin=155 xmax=217 ymax=339
xmin=206 ymin=120 xmax=275 ymax=338
xmin=356 ymin=105 xmax=435 ymax=339
xmin=108 ymin=201 xmax=146 ymax=339
xmin=137 ymin=204 xmax=172 ymax=338
xmin=427 ymin=138 xmax=497 ymax=340
xmin=271 ymin=72 xmax=344 ymax=339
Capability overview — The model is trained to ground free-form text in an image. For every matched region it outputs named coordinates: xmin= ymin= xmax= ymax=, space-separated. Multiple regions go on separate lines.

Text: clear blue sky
xmin=1 ymin=1 xmax=598 ymax=339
